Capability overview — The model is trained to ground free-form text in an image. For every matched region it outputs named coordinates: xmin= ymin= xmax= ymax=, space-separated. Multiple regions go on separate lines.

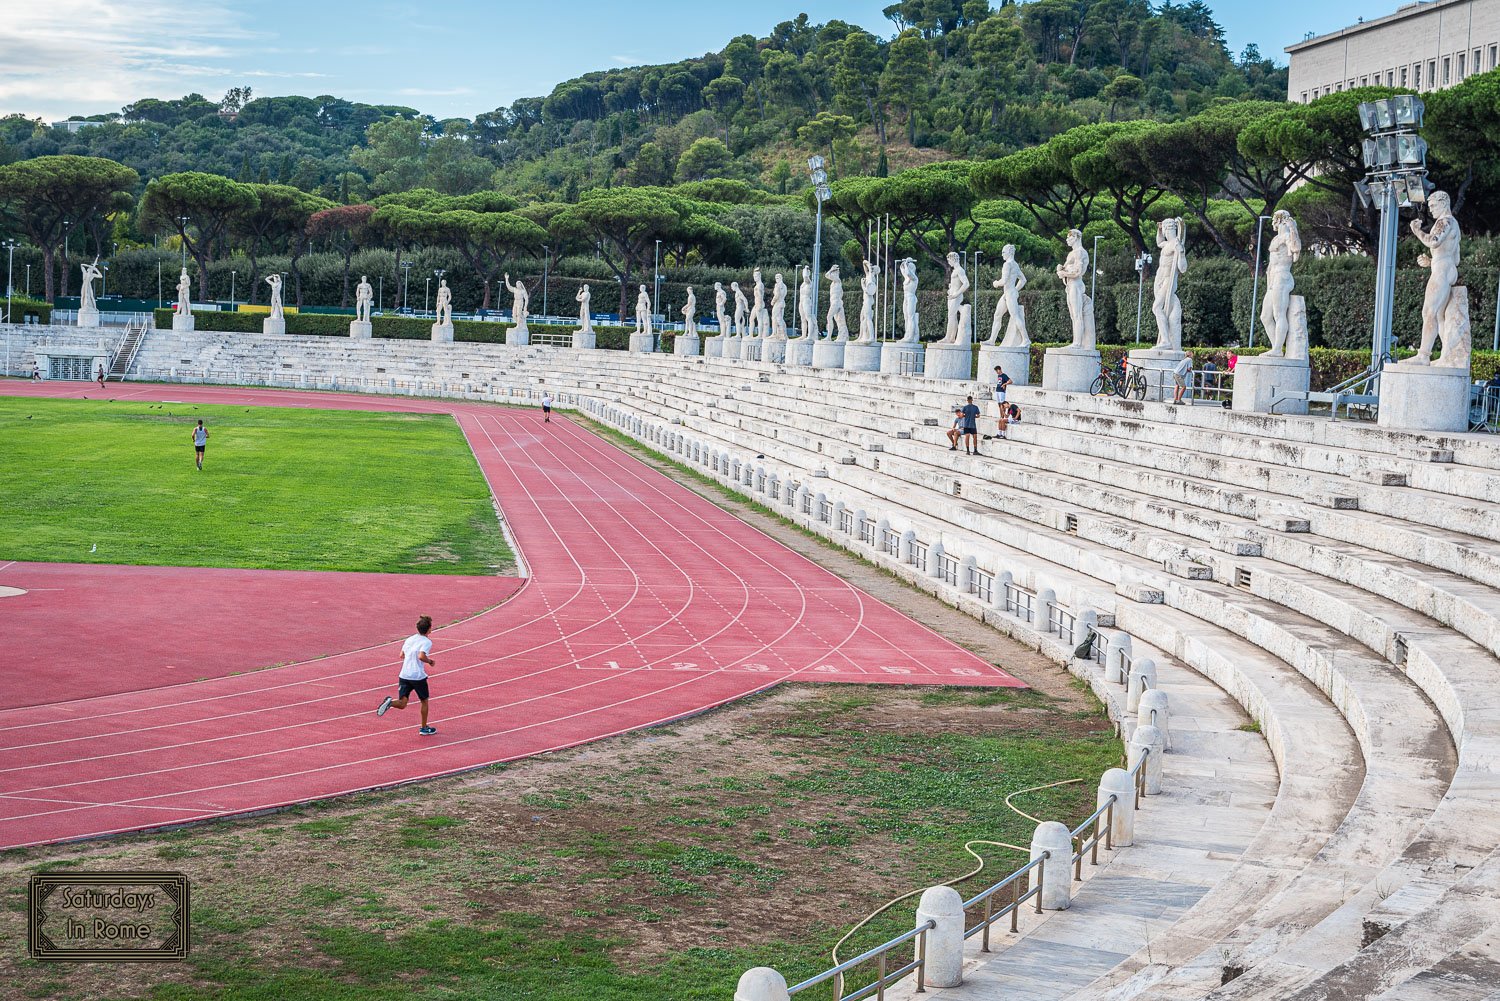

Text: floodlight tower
xmin=807 ymin=156 xmax=831 ymax=334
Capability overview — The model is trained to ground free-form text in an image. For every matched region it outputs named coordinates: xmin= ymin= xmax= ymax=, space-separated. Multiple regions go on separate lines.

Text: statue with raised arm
xmin=682 ymin=286 xmax=697 ymax=337
xmin=175 ymin=268 xmax=192 ymax=315
xmin=899 ymin=258 xmax=920 ymax=343
xmin=796 ymin=266 xmax=814 ymax=338
xmin=825 ymin=265 xmax=849 ymax=340
xmin=635 ymin=284 xmax=653 ymax=335
xmin=434 ymin=279 xmax=452 ymax=326
xmin=1410 ymin=190 xmax=1463 ymax=365
xmin=1260 ymin=211 xmax=1302 ymax=357
xmin=355 ymin=275 xmax=373 ymax=322
xmin=503 ymin=273 xmax=529 ymax=331
xmin=731 ymin=281 xmax=748 ymax=337
xmin=942 ymin=251 xmax=971 ymax=344
xmin=988 ymin=244 xmax=1029 ymax=346
xmin=857 ymin=260 xmax=879 ymax=341
xmin=770 ymin=272 xmax=788 ymax=339
xmin=713 ymin=282 xmax=729 ymax=336
xmin=749 ymin=268 xmax=767 ymax=338
xmin=265 ymin=273 xmax=285 ymax=320
xmin=79 ymin=258 xmax=102 ymax=314
xmin=576 ymin=284 xmax=593 ymax=334
xmin=1057 ymin=230 xmax=1095 ymax=349
xmin=1151 ymin=217 xmax=1187 ymax=351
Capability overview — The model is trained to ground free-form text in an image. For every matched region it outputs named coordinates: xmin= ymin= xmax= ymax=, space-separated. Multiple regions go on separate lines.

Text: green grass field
xmin=0 ymin=397 xmax=513 ymax=575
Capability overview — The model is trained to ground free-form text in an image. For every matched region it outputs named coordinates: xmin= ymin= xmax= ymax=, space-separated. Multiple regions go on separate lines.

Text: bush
xmin=4 ymin=296 xmax=52 ymax=324
xmin=152 ymin=308 xmax=638 ymax=346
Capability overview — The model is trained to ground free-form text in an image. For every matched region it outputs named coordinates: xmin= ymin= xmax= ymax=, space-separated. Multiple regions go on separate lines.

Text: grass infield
xmin=0 ymin=397 xmax=513 ymax=575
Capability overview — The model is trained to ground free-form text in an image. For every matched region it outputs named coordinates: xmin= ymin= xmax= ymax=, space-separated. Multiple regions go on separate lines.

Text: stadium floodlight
xmin=807 ymin=155 xmax=825 ymax=172
xmin=1358 ymin=101 xmax=1380 ymax=132
xmin=1391 ymin=94 xmax=1424 ymax=128
xmin=1374 ymin=99 xmax=1397 ymax=130
xmin=815 ymin=184 xmax=831 ymax=202
xmin=1375 ymin=135 xmax=1399 ymax=168
xmin=1405 ymin=174 xmax=1430 ymax=203
xmin=1362 ymin=138 xmax=1378 ymax=169
xmin=1397 ymin=134 xmax=1428 ymax=166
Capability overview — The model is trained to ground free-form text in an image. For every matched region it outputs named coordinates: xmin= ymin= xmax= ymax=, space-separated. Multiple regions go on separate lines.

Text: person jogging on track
xmin=376 ymin=615 xmax=438 ymax=735
xmin=190 ymin=419 xmax=208 ymax=470
xmin=541 ymin=392 xmax=553 ymax=422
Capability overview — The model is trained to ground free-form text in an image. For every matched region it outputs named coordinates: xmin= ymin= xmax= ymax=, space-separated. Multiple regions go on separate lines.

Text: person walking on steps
xmin=377 ymin=614 xmax=438 ymax=735
xmin=986 ymin=365 xmax=1012 ymax=439
xmin=1172 ymin=353 xmax=1193 ymax=405
xmin=190 ymin=419 xmax=208 ymax=470
xmin=961 ymin=396 xmax=982 ymax=455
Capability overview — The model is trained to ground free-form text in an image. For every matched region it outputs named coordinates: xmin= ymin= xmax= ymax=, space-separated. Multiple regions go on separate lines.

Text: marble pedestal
xmin=880 ymin=341 xmax=924 ymax=375
xmin=978 ymin=344 xmax=1031 ymax=386
xmin=349 ymin=320 xmax=372 ymax=339
xmin=744 ymin=340 xmax=762 ymax=362
xmin=572 ymin=330 xmax=596 ymax=349
xmin=762 ymin=339 xmax=788 ymax=364
xmin=812 ymin=340 xmax=846 ymax=369
xmin=264 ymin=317 xmax=285 ymax=335
xmin=785 ymin=338 xmax=813 ymax=366
xmin=1127 ymin=347 xmax=1188 ymax=403
xmin=171 ymin=313 xmax=195 ymax=332
xmin=704 ymin=337 xmax=723 ymax=359
xmin=629 ymin=332 xmax=655 ymax=353
xmin=674 ymin=335 xmax=701 ymax=357
xmin=506 ymin=324 xmax=529 ymax=347
xmin=1231 ymin=354 xmax=1309 ymax=415
xmin=1041 ymin=346 xmax=1100 ymax=392
xmin=431 ymin=322 xmax=454 ymax=343
xmin=76 ymin=307 xmax=100 ymax=329
xmin=924 ymin=343 xmax=973 ymax=381
xmin=1378 ymin=361 xmax=1471 ymax=432
xmin=843 ymin=341 xmax=882 ymax=372
xmin=719 ymin=338 xmax=741 ymax=360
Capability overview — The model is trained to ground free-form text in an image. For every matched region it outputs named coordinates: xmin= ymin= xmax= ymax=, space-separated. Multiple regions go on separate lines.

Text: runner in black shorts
xmin=377 ymin=614 xmax=437 ymax=734
xmin=191 ymin=420 xmax=208 ymax=470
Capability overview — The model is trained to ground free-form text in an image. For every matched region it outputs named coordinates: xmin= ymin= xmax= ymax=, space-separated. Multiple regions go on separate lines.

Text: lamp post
xmin=177 ymin=216 xmax=189 ymax=271
xmin=1356 ymin=94 xmax=1429 ymax=378
xmin=1134 ymin=252 xmax=1153 ymax=344
xmin=653 ymin=239 xmax=662 ymax=322
xmin=1091 ymin=234 xmax=1102 ymax=305
xmin=100 ymin=262 xmax=109 ymax=297
xmin=424 ymin=277 xmax=432 ymax=315
xmin=433 ymin=269 xmax=445 ymax=317
xmin=26 ymin=263 xmax=32 ymax=299
xmin=230 ymin=270 xmax=236 ymax=310
xmin=541 ymin=245 xmax=550 ymax=319
xmin=972 ymin=250 xmax=982 ymax=319
xmin=807 ymin=156 xmax=831 ymax=334
xmin=377 ymin=275 xmax=383 ymax=314
xmin=400 ymin=260 xmax=413 ymax=312
xmin=4 ymin=239 xmax=16 ymax=325
xmin=1246 ymin=214 xmax=1274 ymax=348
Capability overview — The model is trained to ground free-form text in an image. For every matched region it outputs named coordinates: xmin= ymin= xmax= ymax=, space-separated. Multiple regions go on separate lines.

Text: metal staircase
xmin=107 ymin=316 xmax=150 ymax=381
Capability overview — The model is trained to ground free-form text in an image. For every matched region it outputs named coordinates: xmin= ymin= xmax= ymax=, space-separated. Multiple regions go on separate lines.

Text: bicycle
xmin=1090 ymin=359 xmax=1146 ymax=400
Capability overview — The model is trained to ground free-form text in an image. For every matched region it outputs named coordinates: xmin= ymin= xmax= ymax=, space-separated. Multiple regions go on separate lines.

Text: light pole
xmin=1246 ymin=214 xmax=1274 ymax=348
xmin=1355 ymin=95 xmax=1428 ymax=378
xmin=377 ymin=275 xmax=383 ymax=314
xmin=1091 ymin=234 xmax=1102 ymax=306
xmin=807 ymin=156 xmax=831 ymax=333
xmin=972 ymin=250 xmax=982 ymax=319
xmin=4 ymin=239 xmax=16 ymax=324
xmin=26 ymin=263 xmax=32 ymax=299
xmin=653 ymin=239 xmax=662 ymax=321
xmin=542 ymin=245 xmax=550 ymax=318
xmin=424 ymin=277 xmax=432 ymax=315
xmin=100 ymin=262 xmax=109 ymax=297
xmin=230 ymin=270 xmax=236 ymax=310
xmin=1134 ymin=252 xmax=1153 ymax=344
xmin=401 ymin=260 xmax=413 ymax=312
xmin=177 ymin=216 xmax=189 ymax=271
xmin=433 ymin=269 xmax=445 ymax=316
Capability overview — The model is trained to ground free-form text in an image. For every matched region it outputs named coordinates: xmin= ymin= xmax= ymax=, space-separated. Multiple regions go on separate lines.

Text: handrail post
xmin=916 ymin=926 xmax=928 ymax=992
xmin=982 ymin=891 xmax=993 ymax=951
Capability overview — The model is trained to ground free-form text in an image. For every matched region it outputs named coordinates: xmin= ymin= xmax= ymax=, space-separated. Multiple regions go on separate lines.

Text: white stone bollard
xmin=1104 ymin=632 xmax=1133 ymax=685
xmin=915 ymin=885 xmax=966 ymax=987
xmin=1129 ymin=724 xmax=1166 ymax=795
xmin=1097 ymin=768 xmax=1136 ymax=847
xmin=1030 ymin=821 xmax=1073 ymax=910
xmin=735 ymin=967 xmax=790 ymax=1001
xmin=1126 ymin=657 xmax=1157 ymax=713
xmin=929 ymin=542 xmax=946 ymax=579
xmin=1139 ymin=688 xmax=1170 ymax=746
xmin=900 ymin=530 xmax=916 ymax=563
xmin=1037 ymin=588 xmax=1057 ymax=632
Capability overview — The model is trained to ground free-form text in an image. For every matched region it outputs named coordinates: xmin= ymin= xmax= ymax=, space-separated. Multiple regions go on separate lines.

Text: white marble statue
xmin=770 ymin=272 xmax=788 ymax=339
xmin=503 ymin=273 xmax=529 ymax=331
xmin=1286 ymin=296 xmax=1310 ymax=361
xmin=857 ymin=260 xmax=879 ymax=342
xmin=825 ymin=265 xmax=849 ymax=340
xmin=713 ymin=282 xmax=729 ymax=336
xmin=899 ymin=258 xmax=919 ymax=343
xmin=576 ymin=284 xmax=593 ymax=334
xmin=355 ymin=275 xmax=373 ymax=322
xmin=1410 ymin=190 xmax=1463 ymax=365
xmin=1436 ymin=286 xmax=1473 ymax=369
xmin=175 ymin=268 xmax=192 ymax=315
xmin=1057 ymin=230 xmax=1096 ymax=349
xmin=682 ymin=286 xmax=697 ymax=337
xmin=1259 ymin=212 xmax=1303 ymax=356
xmin=634 ymin=284 xmax=653 ymax=335
xmin=79 ymin=258 xmax=102 ymax=314
xmin=796 ymin=266 xmax=814 ymax=338
xmin=748 ymin=268 xmax=767 ymax=338
xmin=434 ymin=279 xmax=452 ymax=326
xmin=731 ymin=281 xmax=748 ymax=337
xmin=988 ymin=244 xmax=1029 ymax=346
xmin=265 ymin=273 xmax=284 ymax=320
xmin=1152 ymin=217 xmax=1187 ymax=351
xmin=942 ymin=250 xmax=971 ymax=344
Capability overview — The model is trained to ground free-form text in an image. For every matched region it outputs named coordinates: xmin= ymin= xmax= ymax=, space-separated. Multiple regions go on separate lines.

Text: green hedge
xmin=4 ymin=296 xmax=52 ymax=324
xmin=154 ymin=309 xmax=637 ymax=347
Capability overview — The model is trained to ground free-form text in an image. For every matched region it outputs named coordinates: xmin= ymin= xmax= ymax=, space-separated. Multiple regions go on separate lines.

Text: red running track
xmin=0 ymin=381 xmax=1020 ymax=849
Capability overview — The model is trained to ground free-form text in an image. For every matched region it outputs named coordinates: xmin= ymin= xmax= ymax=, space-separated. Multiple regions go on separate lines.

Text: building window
xmin=1415 ymin=64 xmax=1422 ymax=87
xmin=1301 ymin=91 xmax=1309 ymax=103
xmin=1361 ymin=75 xmax=1368 ymax=87
xmin=1443 ymin=57 xmax=1450 ymax=85
xmin=1473 ymin=49 xmax=1480 ymax=74
xmin=1430 ymin=60 xmax=1437 ymax=86
xmin=1490 ymin=45 xmax=1497 ymax=70
xmin=1387 ymin=70 xmax=1394 ymax=86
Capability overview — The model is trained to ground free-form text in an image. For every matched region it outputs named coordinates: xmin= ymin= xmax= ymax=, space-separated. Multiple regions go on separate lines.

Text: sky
xmin=1 ymin=0 xmax=1382 ymax=124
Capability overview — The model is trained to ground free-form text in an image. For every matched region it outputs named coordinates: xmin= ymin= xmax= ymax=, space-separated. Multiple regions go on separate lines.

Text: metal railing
xmin=1189 ymin=367 xmax=1232 ymax=406
xmin=1004 ymin=582 xmax=1035 ymax=623
xmin=839 ymin=509 xmax=855 ymax=534
xmin=1070 ymin=799 xmax=1115 ymax=881
xmin=962 ymin=853 xmax=1049 ymax=952
xmin=788 ymin=920 xmax=934 ymax=1001
xmin=1470 ymin=384 xmax=1500 ymax=432
xmin=973 ymin=569 xmax=994 ymax=604
xmin=860 ymin=520 xmax=877 ymax=545
xmin=1128 ymin=747 xmax=1150 ymax=808
xmin=1050 ymin=605 xmax=1076 ymax=644
xmin=530 ymin=331 xmax=574 ymax=348
xmin=819 ymin=500 xmax=833 ymax=523
xmin=910 ymin=541 xmax=929 ymax=571
xmin=882 ymin=529 xmax=902 ymax=557
xmin=938 ymin=554 xmax=960 ymax=586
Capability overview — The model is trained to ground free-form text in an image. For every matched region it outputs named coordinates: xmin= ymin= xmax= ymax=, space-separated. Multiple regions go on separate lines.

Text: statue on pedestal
xmin=434 ymin=279 xmax=452 ymax=326
xmin=797 ymin=266 xmax=814 ymax=338
xmin=749 ymin=268 xmax=767 ymax=338
xmin=576 ymin=284 xmax=592 ymax=334
xmin=1260 ymin=211 xmax=1302 ymax=357
xmin=175 ymin=268 xmax=192 ymax=315
xmin=825 ymin=265 xmax=849 ymax=340
xmin=899 ymin=258 xmax=919 ymax=343
xmin=634 ymin=284 xmax=653 ymax=335
xmin=1410 ymin=190 xmax=1463 ymax=365
xmin=503 ymin=273 xmax=529 ymax=332
xmin=857 ymin=260 xmax=878 ymax=341
xmin=942 ymin=250 xmax=971 ymax=344
xmin=355 ymin=275 xmax=373 ymax=322
xmin=731 ymin=281 xmax=748 ymax=336
xmin=713 ymin=282 xmax=729 ymax=336
xmin=1057 ymin=230 xmax=1095 ymax=349
xmin=79 ymin=259 xmax=102 ymax=314
xmin=1152 ymin=217 xmax=1187 ymax=351
xmin=988 ymin=244 xmax=1029 ymax=346
xmin=770 ymin=273 xmax=788 ymax=339
xmin=682 ymin=286 xmax=697 ymax=337
xmin=265 ymin=273 xmax=284 ymax=321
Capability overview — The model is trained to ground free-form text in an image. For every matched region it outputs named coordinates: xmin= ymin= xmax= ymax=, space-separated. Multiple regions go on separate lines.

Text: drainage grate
xmin=1393 ymin=633 xmax=1409 ymax=665
xmin=1065 ymin=514 xmax=1079 ymax=534
xmin=873 ymin=459 xmax=881 ymax=471
xmin=953 ymin=481 xmax=962 ymax=497
xmin=1235 ymin=567 xmax=1253 ymax=589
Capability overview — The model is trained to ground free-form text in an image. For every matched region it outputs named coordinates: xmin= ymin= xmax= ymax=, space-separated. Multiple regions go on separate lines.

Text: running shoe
xmin=419 ymin=726 xmax=437 ymax=735
xmin=376 ymin=696 xmax=393 ymax=717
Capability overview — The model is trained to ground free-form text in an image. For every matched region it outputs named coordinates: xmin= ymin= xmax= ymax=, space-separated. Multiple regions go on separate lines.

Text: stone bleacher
xmin=50 ymin=325 xmax=1500 ymax=998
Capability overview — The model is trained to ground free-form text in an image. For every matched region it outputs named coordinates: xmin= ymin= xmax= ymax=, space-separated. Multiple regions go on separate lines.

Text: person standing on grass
xmin=541 ymin=392 xmax=553 ymax=423
xmin=961 ymin=396 xmax=982 ymax=455
xmin=190 ymin=419 xmax=208 ymax=470
xmin=377 ymin=615 xmax=438 ymax=735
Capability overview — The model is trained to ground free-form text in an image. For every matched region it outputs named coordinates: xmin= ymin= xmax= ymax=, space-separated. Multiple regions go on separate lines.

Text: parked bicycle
xmin=1090 ymin=358 xmax=1146 ymax=399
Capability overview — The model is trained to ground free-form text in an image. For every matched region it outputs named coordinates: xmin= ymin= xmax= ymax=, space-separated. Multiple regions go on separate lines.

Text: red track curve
xmin=0 ymin=381 xmax=1020 ymax=849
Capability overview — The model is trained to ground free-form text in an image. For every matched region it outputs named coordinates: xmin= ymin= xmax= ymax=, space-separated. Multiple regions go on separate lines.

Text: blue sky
xmin=3 ymin=0 xmax=1380 ymax=123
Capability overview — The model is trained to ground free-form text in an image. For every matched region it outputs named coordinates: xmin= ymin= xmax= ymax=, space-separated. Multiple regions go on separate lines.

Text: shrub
xmin=4 ymin=296 xmax=52 ymax=324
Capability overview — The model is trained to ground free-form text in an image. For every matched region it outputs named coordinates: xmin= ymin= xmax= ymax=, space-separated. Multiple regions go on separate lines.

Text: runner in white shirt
xmin=190 ymin=420 xmax=209 ymax=470
xmin=376 ymin=615 xmax=438 ymax=734
xmin=541 ymin=393 xmax=553 ymax=423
